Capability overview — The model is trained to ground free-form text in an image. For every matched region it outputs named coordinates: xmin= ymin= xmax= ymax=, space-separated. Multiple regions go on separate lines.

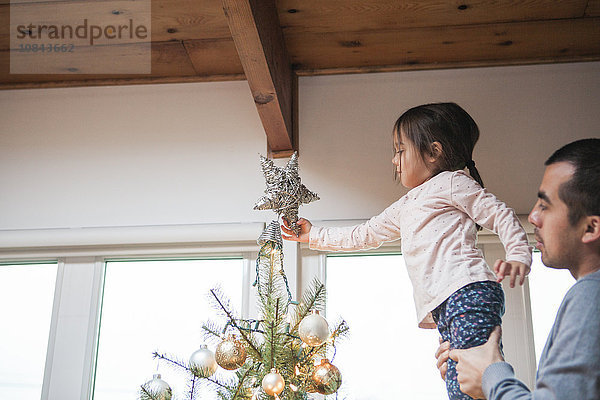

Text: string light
xmin=254 ymin=222 xmax=294 ymax=302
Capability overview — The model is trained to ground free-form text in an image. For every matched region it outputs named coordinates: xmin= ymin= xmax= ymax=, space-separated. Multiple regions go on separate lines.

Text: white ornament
xmin=141 ymin=373 xmax=172 ymax=400
xmin=298 ymin=310 xmax=329 ymax=346
xmin=189 ymin=344 xmax=218 ymax=378
xmin=262 ymin=368 xmax=285 ymax=396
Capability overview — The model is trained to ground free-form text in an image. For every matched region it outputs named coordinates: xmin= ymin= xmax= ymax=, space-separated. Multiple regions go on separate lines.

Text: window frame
xmin=0 ymin=223 xmax=263 ymax=400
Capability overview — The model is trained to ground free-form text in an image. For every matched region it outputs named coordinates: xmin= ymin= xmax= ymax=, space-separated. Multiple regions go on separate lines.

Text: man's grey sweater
xmin=482 ymin=268 xmax=600 ymax=399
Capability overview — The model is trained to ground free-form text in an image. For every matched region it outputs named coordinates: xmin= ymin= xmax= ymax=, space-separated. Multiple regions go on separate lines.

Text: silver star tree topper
xmin=254 ymin=152 xmax=319 ymax=235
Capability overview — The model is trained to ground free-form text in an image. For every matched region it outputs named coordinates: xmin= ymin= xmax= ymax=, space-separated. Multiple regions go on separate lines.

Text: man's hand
xmin=494 ymin=260 xmax=530 ymax=288
xmin=435 ymin=337 xmax=450 ymax=381
xmin=449 ymin=326 xmax=504 ymax=399
xmin=281 ymin=218 xmax=311 ymax=243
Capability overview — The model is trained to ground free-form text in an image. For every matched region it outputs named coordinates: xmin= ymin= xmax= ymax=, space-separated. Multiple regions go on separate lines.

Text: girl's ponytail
xmin=465 ymin=159 xmax=484 ymax=189
xmin=465 ymin=159 xmax=484 ymax=231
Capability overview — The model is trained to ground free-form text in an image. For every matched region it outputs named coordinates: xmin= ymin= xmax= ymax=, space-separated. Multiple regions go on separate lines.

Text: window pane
xmin=93 ymin=259 xmax=244 ymax=400
xmin=528 ymin=251 xmax=574 ymax=366
xmin=326 ymin=254 xmax=446 ymax=400
xmin=0 ymin=262 xmax=58 ymax=399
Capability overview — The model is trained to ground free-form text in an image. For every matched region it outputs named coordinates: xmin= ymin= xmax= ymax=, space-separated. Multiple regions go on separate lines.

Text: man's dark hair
xmin=545 ymin=138 xmax=600 ymax=225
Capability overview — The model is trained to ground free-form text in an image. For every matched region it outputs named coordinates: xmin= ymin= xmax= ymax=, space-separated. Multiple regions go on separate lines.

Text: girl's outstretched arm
xmin=281 ymin=218 xmax=311 ymax=243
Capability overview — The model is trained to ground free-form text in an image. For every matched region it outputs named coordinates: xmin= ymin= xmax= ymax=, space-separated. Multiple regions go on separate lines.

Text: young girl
xmin=281 ymin=103 xmax=532 ymax=400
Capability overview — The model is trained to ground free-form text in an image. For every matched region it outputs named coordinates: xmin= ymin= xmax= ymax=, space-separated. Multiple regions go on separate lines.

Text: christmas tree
xmin=140 ymin=153 xmax=348 ymax=400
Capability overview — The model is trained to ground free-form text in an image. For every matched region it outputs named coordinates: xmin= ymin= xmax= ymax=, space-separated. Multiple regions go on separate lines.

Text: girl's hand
xmin=281 ymin=218 xmax=312 ymax=243
xmin=493 ymin=260 xmax=530 ymax=288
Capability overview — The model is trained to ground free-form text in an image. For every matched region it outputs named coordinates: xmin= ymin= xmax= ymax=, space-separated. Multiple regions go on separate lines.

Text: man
xmin=435 ymin=138 xmax=600 ymax=399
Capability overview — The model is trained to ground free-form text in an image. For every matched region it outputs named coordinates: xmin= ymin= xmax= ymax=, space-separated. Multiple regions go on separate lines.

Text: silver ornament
xmin=189 ymin=344 xmax=217 ymax=378
xmin=262 ymin=368 xmax=285 ymax=396
xmin=298 ymin=309 xmax=329 ymax=346
xmin=254 ymin=152 xmax=319 ymax=235
xmin=141 ymin=373 xmax=172 ymax=400
xmin=215 ymin=335 xmax=247 ymax=370
xmin=312 ymin=359 xmax=342 ymax=395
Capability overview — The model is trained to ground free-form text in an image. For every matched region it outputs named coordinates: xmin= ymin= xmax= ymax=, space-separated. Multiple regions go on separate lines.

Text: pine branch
xmin=153 ymin=351 xmax=189 ymax=372
xmin=209 ymin=289 xmax=262 ymax=360
xmin=202 ymin=320 xmax=225 ymax=344
xmin=256 ymin=243 xmax=288 ymax=312
xmin=153 ymin=351 xmax=231 ymax=390
xmin=231 ymin=318 xmax=266 ymax=335
xmin=329 ymin=319 xmax=350 ymax=341
xmin=269 ymin=299 xmax=280 ymax=369
xmin=259 ymin=280 xmax=290 ymax=373
xmin=290 ymin=278 xmax=326 ymax=334
xmin=231 ymin=367 xmax=253 ymax=400
xmin=255 ymin=244 xmax=295 ymax=376
xmin=208 ymin=286 xmax=236 ymax=321
xmin=140 ymin=385 xmax=169 ymax=400
xmin=188 ymin=375 xmax=198 ymax=400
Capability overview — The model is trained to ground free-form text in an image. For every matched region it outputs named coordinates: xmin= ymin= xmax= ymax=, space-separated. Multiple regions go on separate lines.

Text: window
xmin=527 ymin=251 xmax=574 ymax=365
xmin=326 ymin=254 xmax=446 ymax=399
xmin=92 ymin=258 xmax=245 ymax=400
xmin=0 ymin=221 xmax=541 ymax=399
xmin=0 ymin=262 xmax=58 ymax=399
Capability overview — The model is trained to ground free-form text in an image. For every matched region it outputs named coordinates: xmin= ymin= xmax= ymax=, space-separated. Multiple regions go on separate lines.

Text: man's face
xmin=528 ymin=162 xmax=583 ymax=275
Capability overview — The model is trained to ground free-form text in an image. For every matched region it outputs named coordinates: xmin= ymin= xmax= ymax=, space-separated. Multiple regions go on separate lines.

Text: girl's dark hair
xmin=393 ymin=102 xmax=484 ymax=189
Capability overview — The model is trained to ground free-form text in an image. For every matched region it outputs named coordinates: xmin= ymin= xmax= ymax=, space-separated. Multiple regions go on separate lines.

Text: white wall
xmin=299 ymin=62 xmax=600 ymax=221
xmin=1 ymin=62 xmax=599 ymax=231
xmin=0 ymin=82 xmax=268 ymax=230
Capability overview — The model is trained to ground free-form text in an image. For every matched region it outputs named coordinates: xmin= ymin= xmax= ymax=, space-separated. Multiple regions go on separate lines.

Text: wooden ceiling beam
xmin=287 ymin=17 xmax=600 ymax=75
xmin=221 ymin=0 xmax=295 ymax=158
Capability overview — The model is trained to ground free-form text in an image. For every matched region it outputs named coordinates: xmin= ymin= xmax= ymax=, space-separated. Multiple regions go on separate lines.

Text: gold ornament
xmin=298 ymin=309 xmax=329 ymax=346
xmin=215 ymin=335 xmax=247 ymax=370
xmin=254 ymin=152 xmax=319 ymax=235
xmin=312 ymin=359 xmax=342 ymax=395
xmin=189 ymin=344 xmax=217 ymax=378
xmin=262 ymin=368 xmax=285 ymax=396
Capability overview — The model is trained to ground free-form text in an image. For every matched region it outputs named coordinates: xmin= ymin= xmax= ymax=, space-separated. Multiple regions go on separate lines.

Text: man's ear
xmin=428 ymin=141 xmax=443 ymax=163
xmin=582 ymin=215 xmax=600 ymax=244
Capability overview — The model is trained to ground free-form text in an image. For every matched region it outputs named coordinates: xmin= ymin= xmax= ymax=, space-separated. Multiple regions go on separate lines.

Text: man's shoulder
xmin=582 ymin=268 xmax=600 ymax=281
xmin=572 ymin=269 xmax=600 ymax=294
xmin=560 ymin=271 xmax=600 ymax=317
